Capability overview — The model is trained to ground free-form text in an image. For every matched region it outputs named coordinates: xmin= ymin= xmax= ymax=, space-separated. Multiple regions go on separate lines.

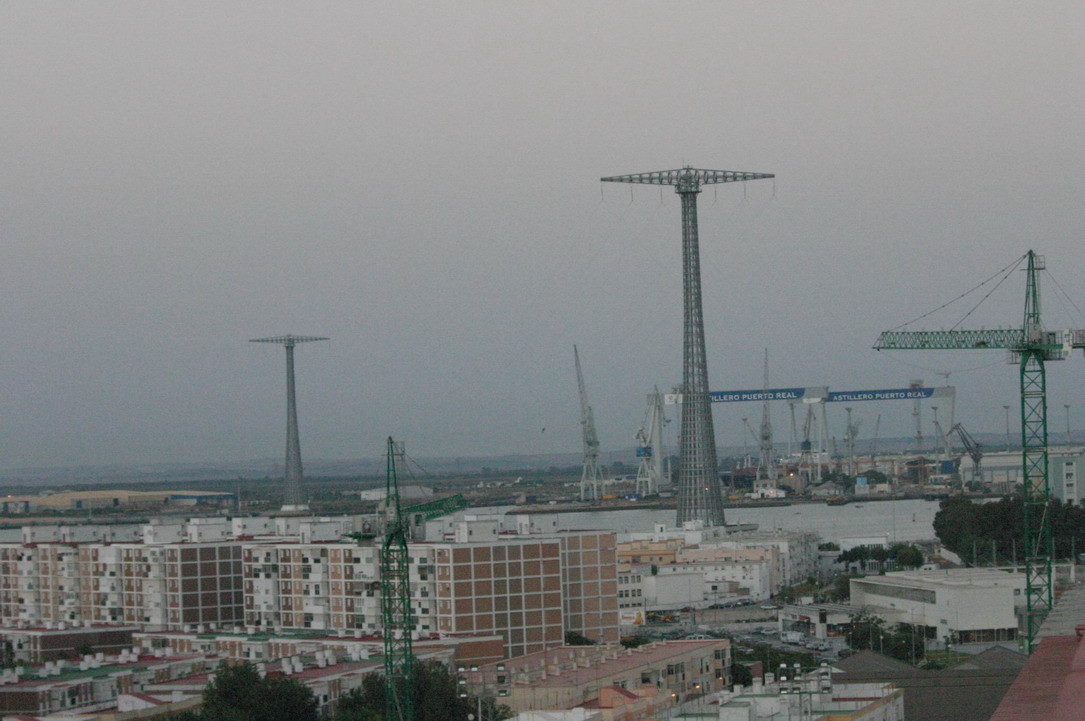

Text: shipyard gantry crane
xmin=380 ymin=437 xmax=414 ymax=721
xmin=574 ymin=345 xmax=602 ymax=502
xmin=875 ymin=250 xmax=1085 ymax=651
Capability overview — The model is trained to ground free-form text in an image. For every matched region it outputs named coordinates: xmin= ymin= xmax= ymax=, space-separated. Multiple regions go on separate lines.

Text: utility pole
xmin=910 ymin=379 xmax=924 ymax=452
xmin=250 ymin=334 xmax=329 ymax=511
xmin=602 ymin=166 xmax=773 ymax=527
xmin=1065 ymin=404 xmax=1072 ymax=445
xmin=1003 ymin=405 xmax=1012 ymax=452
xmin=844 ymin=407 xmax=857 ymax=478
xmin=759 ymin=349 xmax=776 ymax=480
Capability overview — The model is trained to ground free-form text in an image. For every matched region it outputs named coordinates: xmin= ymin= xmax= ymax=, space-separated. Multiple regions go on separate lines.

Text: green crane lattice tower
xmin=874 ymin=250 xmax=1085 ymax=651
xmin=380 ymin=437 xmax=414 ymax=721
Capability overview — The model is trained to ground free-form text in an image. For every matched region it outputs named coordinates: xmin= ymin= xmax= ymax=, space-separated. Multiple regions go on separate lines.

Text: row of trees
xmin=845 ymin=614 xmax=929 ymax=666
xmin=173 ymin=660 xmax=511 ymax=721
xmin=837 ymin=542 xmax=924 ymax=570
xmin=934 ymin=495 xmax=1085 ymax=565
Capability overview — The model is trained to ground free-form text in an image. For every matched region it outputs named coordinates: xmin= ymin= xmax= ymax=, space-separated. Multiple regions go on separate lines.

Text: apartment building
xmin=0 ymin=624 xmax=138 ymax=664
xmin=242 ymin=542 xmax=383 ymax=633
xmin=77 ymin=542 xmax=245 ymax=630
xmin=617 ymin=567 xmax=646 ymax=621
xmin=721 ymin=531 xmax=820 ymax=587
xmin=0 ymin=544 xmax=74 ymax=627
xmin=429 ymin=538 xmax=565 ymax=656
xmin=551 ymin=532 xmax=619 ymax=645
xmin=0 ymin=651 xmax=220 ymax=716
xmin=462 ymin=640 xmax=731 ymax=713
xmin=135 ymin=628 xmax=501 ymax=665
xmin=242 ymin=529 xmax=617 ymax=655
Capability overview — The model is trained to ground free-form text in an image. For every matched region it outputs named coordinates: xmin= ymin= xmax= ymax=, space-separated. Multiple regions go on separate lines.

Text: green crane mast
xmin=381 ymin=437 xmax=414 ymax=721
xmin=875 ymin=251 xmax=1085 ymax=652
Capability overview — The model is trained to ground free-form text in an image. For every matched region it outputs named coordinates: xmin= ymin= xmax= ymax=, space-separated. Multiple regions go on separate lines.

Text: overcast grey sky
xmin=1 ymin=2 xmax=1083 ymax=470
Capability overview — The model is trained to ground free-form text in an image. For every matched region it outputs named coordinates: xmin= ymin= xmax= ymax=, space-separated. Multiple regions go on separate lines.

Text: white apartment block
xmin=617 ymin=568 xmax=646 ymax=617
xmin=78 ymin=541 xmax=245 ymax=630
xmin=0 ymin=540 xmax=246 ymax=631
xmin=242 ymin=542 xmax=383 ymax=633
xmin=721 ymin=531 xmax=820 ymax=587
xmin=242 ymin=533 xmax=618 ymax=657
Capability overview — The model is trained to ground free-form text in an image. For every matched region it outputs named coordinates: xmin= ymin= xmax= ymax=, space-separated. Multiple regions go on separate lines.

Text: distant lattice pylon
xmin=250 ymin=334 xmax=329 ymax=511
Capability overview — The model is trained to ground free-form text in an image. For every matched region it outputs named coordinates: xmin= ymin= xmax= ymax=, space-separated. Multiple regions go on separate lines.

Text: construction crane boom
xmin=574 ymin=345 xmax=601 ymax=502
xmin=380 ymin=438 xmax=414 ymax=721
xmin=874 ymin=250 xmax=1085 ymax=652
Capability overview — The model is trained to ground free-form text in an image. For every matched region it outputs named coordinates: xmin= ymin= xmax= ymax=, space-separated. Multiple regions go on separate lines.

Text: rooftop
xmin=856 ymin=568 xmax=1024 ymax=590
xmin=0 ymin=653 xmax=213 ymax=690
xmin=474 ymin=641 xmax=727 ymax=688
xmin=989 ymin=633 xmax=1085 ymax=721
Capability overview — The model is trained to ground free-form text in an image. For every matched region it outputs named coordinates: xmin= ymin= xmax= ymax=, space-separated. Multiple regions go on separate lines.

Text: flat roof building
xmin=850 ymin=568 xmax=1025 ymax=644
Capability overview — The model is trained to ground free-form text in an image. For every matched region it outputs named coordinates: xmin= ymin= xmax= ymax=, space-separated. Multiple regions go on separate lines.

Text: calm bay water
xmin=539 ymin=499 xmax=942 ymax=544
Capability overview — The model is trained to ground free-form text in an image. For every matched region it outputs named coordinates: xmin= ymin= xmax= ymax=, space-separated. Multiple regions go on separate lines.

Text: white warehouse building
xmin=850 ymin=568 xmax=1025 ymax=645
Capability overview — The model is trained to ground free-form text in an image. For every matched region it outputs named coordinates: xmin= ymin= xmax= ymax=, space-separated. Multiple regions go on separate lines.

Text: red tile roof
xmin=988 ymin=634 xmax=1085 ymax=721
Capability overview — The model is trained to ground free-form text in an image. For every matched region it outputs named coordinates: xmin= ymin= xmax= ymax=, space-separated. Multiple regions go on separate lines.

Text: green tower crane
xmin=381 ymin=437 xmax=414 ymax=721
xmin=874 ymin=251 xmax=1085 ymax=652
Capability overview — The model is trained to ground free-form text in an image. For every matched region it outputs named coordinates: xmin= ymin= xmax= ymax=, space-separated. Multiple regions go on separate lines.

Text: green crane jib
xmin=380 ymin=437 xmax=414 ymax=721
xmin=404 ymin=494 xmax=467 ymax=522
xmin=874 ymin=251 xmax=1085 ymax=652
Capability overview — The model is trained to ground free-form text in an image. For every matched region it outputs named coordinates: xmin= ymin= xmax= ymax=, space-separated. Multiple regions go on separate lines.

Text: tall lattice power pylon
xmin=250 ymin=334 xmax=328 ymax=511
xmin=602 ymin=166 xmax=773 ymax=526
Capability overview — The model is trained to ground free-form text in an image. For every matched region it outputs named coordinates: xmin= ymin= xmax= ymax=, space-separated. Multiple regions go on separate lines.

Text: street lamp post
xmin=1065 ymin=404 xmax=1072 ymax=445
xmin=1003 ymin=405 xmax=1011 ymax=451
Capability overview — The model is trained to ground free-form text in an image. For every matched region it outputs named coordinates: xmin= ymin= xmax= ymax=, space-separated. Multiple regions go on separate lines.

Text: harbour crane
xmin=380 ymin=437 xmax=414 ymax=721
xmin=574 ymin=345 xmax=601 ymax=502
xmin=875 ymin=250 xmax=1085 ymax=651
xmin=635 ymin=389 xmax=668 ymax=496
xmin=952 ymin=423 xmax=984 ymax=484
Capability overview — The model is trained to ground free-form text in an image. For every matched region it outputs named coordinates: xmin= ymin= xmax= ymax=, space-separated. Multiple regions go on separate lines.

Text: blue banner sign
xmin=668 ymin=386 xmax=952 ymax=405
xmin=826 ymin=388 xmax=937 ymax=403
xmin=709 ymin=388 xmax=809 ymax=403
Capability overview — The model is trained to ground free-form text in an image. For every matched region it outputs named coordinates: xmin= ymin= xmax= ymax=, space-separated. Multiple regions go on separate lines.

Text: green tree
xmin=891 ymin=543 xmax=924 ymax=569
xmin=200 ymin=662 xmax=318 ymax=721
xmin=730 ymin=663 xmax=753 ymax=687
xmin=845 ymin=615 xmax=924 ymax=664
xmin=824 ymin=574 xmax=855 ymax=603
xmin=335 ymin=660 xmax=510 ymax=721
xmin=620 ymin=636 xmax=652 ymax=650
xmin=564 ymin=630 xmax=596 ymax=646
xmin=932 ymin=495 xmax=1085 ymax=565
